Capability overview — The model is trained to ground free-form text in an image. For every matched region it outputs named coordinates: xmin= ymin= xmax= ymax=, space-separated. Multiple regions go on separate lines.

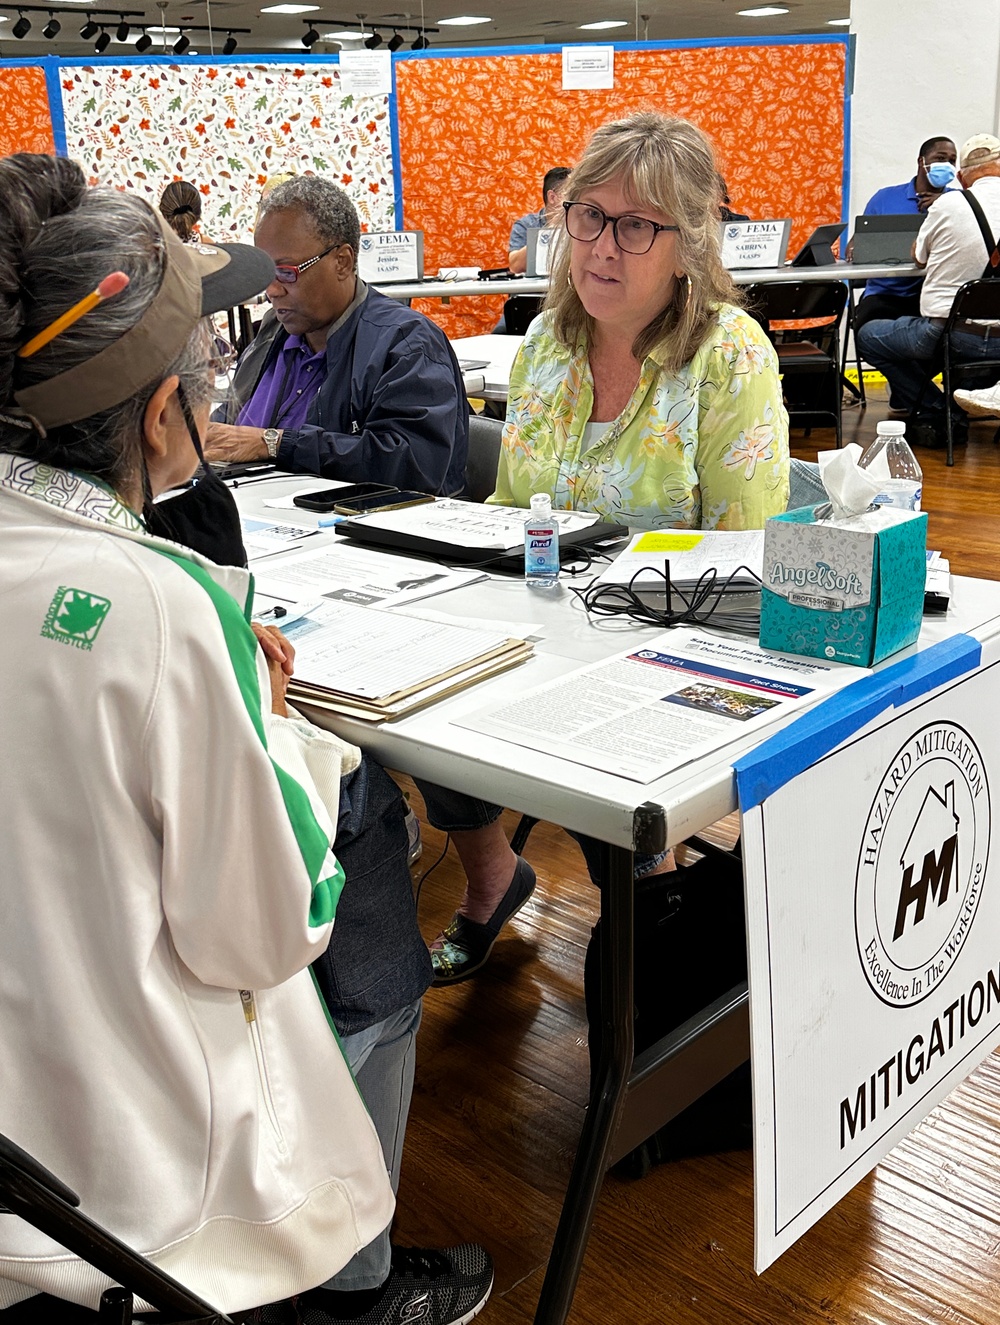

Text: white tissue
xmin=816 ymin=443 xmax=883 ymax=521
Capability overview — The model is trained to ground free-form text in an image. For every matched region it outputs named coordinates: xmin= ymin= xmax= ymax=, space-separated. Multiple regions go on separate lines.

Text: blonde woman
xmin=491 ymin=111 xmax=789 ymax=529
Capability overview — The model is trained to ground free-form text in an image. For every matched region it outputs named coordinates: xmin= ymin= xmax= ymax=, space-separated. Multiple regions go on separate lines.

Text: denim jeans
xmin=414 ymin=778 xmax=667 ymax=883
xmin=857 ymin=315 xmax=1000 ymax=414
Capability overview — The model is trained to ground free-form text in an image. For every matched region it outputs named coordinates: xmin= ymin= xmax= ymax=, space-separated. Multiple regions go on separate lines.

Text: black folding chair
xmin=914 ymin=279 xmax=1000 ymax=466
xmin=744 ymin=281 xmax=849 ymax=447
xmin=0 ymin=1132 xmax=230 ymax=1324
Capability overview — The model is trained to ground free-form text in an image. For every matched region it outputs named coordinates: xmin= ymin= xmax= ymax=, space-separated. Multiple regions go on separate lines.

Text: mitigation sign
xmin=739 ymin=637 xmax=999 ymax=1271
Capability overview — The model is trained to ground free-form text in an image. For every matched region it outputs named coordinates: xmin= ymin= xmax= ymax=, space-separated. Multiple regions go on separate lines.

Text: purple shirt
xmin=236 ymin=333 xmax=328 ymax=430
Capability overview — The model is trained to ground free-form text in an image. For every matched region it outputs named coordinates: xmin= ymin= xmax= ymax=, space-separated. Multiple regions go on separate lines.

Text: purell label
xmin=529 ymin=536 xmax=554 ymax=549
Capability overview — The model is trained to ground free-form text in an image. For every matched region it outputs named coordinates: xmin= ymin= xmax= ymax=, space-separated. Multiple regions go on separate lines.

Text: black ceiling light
xmin=12 ymin=11 xmax=31 ymax=38
xmin=42 ymin=13 xmax=61 ymax=38
xmin=95 ymin=27 xmax=111 ymax=50
xmin=173 ymin=30 xmax=190 ymax=52
xmin=364 ymin=28 xmax=382 ymax=47
xmin=301 ymin=20 xmax=319 ymax=46
xmin=223 ymin=31 xmax=237 ymax=53
xmin=116 ymin=16 xmax=129 ymax=39
xmin=387 ymin=29 xmax=404 ymax=50
xmin=135 ymin=27 xmax=152 ymax=50
xmin=79 ymin=15 xmax=99 ymax=39
xmin=411 ymin=31 xmax=429 ymax=49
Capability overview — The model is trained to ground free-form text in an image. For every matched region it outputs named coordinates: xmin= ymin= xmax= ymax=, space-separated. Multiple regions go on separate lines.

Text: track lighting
xmin=135 ymin=27 xmax=151 ymax=50
xmin=387 ymin=30 xmax=403 ymax=50
xmin=116 ymin=16 xmax=129 ymax=39
xmin=172 ymin=29 xmax=189 ymax=52
xmin=12 ymin=10 xmax=31 ymax=37
xmin=223 ymin=31 xmax=237 ymax=52
xmin=301 ymin=20 xmax=319 ymax=45
xmin=79 ymin=15 xmax=99 ymax=39
xmin=411 ymin=31 xmax=429 ymax=48
xmin=42 ymin=12 xmax=60 ymax=37
xmin=363 ymin=28 xmax=381 ymax=47
xmin=94 ymin=26 xmax=110 ymax=50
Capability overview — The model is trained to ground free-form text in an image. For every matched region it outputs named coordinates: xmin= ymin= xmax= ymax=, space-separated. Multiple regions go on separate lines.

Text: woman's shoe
xmin=430 ymin=857 xmax=536 ymax=986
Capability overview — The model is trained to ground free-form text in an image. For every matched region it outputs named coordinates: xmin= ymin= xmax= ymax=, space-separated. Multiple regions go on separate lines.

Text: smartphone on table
xmin=334 ymin=491 xmax=436 ymax=516
xmin=292 ymin=483 xmax=395 ymax=512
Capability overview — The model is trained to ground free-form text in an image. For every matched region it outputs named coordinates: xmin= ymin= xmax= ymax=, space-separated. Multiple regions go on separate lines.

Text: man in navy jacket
xmin=206 ymin=176 xmax=468 ymax=496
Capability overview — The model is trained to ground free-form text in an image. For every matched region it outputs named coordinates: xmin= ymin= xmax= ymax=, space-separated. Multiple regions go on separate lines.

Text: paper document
xmin=240 ymin=517 xmax=321 ymax=557
xmin=254 ymin=542 xmax=486 ymax=610
xmin=457 ymin=627 xmax=866 ymax=783
xmin=596 ymin=529 xmax=764 ymax=589
xmin=282 ymin=598 xmax=524 ymax=702
xmin=350 ymin=498 xmax=599 ymax=550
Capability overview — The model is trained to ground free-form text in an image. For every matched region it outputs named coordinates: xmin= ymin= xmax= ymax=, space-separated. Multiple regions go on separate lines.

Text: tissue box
xmin=760 ymin=504 xmax=928 ymax=666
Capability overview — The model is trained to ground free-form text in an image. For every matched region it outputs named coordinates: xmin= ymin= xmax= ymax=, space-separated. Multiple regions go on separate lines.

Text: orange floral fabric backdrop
xmin=0 ymin=67 xmax=55 ymax=158
xmin=395 ymin=42 xmax=847 ymax=338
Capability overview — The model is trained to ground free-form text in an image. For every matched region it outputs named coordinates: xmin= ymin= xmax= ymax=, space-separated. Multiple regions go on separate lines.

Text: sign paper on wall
xmin=338 ymin=49 xmax=392 ymax=97
xmin=561 ymin=45 xmax=614 ymax=90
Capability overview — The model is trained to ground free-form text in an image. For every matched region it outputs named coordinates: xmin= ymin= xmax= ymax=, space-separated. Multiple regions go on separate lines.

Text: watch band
xmin=262 ymin=428 xmax=281 ymax=459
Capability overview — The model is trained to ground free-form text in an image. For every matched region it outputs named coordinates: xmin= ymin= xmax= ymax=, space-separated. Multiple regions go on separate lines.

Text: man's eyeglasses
xmin=272 ymin=244 xmax=339 ymax=286
xmin=562 ymin=201 xmax=680 ymax=256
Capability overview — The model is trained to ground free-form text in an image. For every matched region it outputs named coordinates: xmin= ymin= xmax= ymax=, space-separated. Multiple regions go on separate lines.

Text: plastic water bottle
xmin=524 ymin=493 xmax=560 ymax=589
xmin=859 ymin=420 xmax=923 ymax=511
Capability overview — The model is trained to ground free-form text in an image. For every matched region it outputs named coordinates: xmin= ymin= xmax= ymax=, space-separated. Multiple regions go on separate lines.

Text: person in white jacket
xmin=0 ymin=155 xmax=492 ymax=1325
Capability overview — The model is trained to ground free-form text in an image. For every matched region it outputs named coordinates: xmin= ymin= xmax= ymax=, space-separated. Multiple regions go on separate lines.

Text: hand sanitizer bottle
xmin=524 ymin=493 xmax=560 ymax=588
xmin=859 ymin=420 xmax=923 ymax=511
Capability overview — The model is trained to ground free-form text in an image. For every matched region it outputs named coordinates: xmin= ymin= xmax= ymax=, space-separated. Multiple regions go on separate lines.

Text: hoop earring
xmin=677 ymin=273 xmax=691 ymax=313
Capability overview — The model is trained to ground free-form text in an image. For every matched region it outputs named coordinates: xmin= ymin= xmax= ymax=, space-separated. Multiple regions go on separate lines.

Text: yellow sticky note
xmin=632 ymin=533 xmax=704 ymax=553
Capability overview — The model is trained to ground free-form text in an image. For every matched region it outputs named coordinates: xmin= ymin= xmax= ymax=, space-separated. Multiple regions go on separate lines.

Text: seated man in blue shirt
xmin=854 ymin=134 xmax=957 ymax=331
xmin=506 ymin=166 xmax=571 ymax=274
xmin=205 ymin=177 xmax=468 ymax=495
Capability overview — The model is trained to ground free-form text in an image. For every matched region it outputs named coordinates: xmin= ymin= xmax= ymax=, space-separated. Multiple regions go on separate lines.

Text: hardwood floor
xmin=392 ymin=391 xmax=1000 ymax=1325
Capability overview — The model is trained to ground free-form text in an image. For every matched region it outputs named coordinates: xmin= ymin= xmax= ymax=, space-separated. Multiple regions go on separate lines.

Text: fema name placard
xmin=720 ymin=219 xmax=791 ymax=269
xmin=357 ymin=231 xmax=421 ymax=284
xmin=740 ymin=640 xmax=1000 ymax=1271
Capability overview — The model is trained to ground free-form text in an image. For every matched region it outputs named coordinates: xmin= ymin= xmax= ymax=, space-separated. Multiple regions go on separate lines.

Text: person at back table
xmin=490 ymin=111 xmax=789 ymax=528
xmin=205 ymin=176 xmax=468 ymax=495
xmin=507 ymin=166 xmax=572 ymax=274
xmin=853 ymin=134 xmax=958 ymax=331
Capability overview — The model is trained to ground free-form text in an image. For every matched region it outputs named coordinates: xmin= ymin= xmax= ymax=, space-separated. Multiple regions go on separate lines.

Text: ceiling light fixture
xmin=827 ymin=16 xmax=850 ymax=23
xmin=95 ymin=26 xmax=111 ymax=49
xmin=135 ymin=26 xmax=152 ymax=48
xmin=411 ymin=30 xmax=429 ymax=48
xmin=42 ymin=12 xmax=60 ymax=36
xmin=116 ymin=15 xmax=129 ymax=38
xmin=261 ymin=2 xmax=318 ymax=10
xmin=301 ymin=19 xmax=319 ymax=44
xmin=320 ymin=27 xmax=362 ymax=37
xmin=364 ymin=27 xmax=381 ymax=46
xmin=79 ymin=14 xmax=98 ymax=36
xmin=387 ymin=28 xmax=403 ymax=48
xmin=737 ymin=6 xmax=789 ymax=14
xmin=577 ymin=18 xmax=627 ymax=28
xmin=223 ymin=30 xmax=237 ymax=50
xmin=172 ymin=29 xmax=190 ymax=51
xmin=436 ymin=14 xmax=490 ymax=23
xmin=12 ymin=10 xmax=31 ymax=36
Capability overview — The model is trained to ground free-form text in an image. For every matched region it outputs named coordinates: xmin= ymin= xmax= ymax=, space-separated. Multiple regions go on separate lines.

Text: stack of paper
xmin=282 ymin=598 xmax=532 ymax=722
xmin=595 ymin=529 xmax=764 ymax=590
xmin=348 ymin=498 xmax=600 ymax=551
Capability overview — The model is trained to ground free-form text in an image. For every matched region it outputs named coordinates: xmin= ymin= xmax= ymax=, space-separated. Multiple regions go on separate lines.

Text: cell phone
xmin=334 ymin=490 xmax=436 ymax=516
xmin=293 ymin=483 xmax=395 ymax=512
xmin=209 ymin=460 xmax=277 ymax=480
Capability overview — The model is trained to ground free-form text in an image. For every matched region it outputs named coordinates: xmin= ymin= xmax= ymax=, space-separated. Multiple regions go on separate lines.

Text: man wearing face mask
xmin=853 ymin=135 xmax=958 ymax=333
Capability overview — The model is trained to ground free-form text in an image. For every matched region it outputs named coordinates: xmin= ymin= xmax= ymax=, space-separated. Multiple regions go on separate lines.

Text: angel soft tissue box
xmin=759 ymin=447 xmax=927 ymax=667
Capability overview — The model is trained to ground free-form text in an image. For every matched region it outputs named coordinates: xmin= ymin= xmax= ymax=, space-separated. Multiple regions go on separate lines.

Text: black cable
xmin=569 ymin=559 xmax=764 ymax=636
xmin=413 ymin=832 xmax=451 ymax=914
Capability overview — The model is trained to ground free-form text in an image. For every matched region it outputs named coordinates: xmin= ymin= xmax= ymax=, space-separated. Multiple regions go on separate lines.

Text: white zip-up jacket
xmin=0 ymin=455 xmax=394 ymax=1313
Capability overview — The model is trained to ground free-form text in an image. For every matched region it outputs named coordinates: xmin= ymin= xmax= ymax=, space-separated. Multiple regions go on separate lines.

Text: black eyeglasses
xmin=272 ymin=244 xmax=339 ymax=285
xmin=562 ymin=201 xmax=680 ymax=255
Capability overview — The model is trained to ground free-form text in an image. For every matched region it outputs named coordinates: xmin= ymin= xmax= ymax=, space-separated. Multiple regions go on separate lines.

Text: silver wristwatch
xmin=262 ymin=428 xmax=281 ymax=459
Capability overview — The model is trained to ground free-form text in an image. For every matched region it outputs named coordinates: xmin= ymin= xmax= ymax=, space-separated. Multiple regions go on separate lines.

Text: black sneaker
xmin=299 ymin=1245 xmax=494 ymax=1325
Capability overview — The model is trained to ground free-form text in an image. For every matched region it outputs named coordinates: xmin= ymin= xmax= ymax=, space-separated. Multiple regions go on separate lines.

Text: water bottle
xmin=524 ymin=493 xmax=560 ymax=588
xmin=858 ymin=420 xmax=923 ymax=511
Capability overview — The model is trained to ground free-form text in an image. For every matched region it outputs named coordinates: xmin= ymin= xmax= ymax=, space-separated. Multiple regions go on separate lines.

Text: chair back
xmin=743 ymin=280 xmax=848 ymax=324
xmin=949 ymin=279 xmax=1000 ymax=324
xmin=465 ymin=413 xmax=504 ymax=503
xmin=502 ymin=295 xmax=544 ymax=336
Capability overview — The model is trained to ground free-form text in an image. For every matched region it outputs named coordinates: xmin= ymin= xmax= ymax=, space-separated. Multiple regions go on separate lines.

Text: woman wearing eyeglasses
xmin=491 ymin=112 xmax=789 ymax=529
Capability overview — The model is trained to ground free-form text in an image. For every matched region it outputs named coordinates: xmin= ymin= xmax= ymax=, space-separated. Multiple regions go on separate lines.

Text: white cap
xmin=876 ymin=420 xmax=906 ymax=435
xmin=530 ymin=492 xmax=552 ymax=512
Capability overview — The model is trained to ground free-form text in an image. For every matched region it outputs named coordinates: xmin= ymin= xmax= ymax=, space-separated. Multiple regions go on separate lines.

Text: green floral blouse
xmin=489 ymin=303 xmax=790 ymax=530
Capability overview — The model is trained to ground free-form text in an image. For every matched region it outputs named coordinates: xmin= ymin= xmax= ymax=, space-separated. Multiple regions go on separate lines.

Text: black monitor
xmin=789 ymin=222 xmax=848 ymax=267
xmin=851 ymin=213 xmax=925 ymax=264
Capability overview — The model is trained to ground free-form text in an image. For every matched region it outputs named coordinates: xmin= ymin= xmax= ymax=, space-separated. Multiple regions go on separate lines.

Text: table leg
xmin=533 ymin=840 xmax=634 ymax=1325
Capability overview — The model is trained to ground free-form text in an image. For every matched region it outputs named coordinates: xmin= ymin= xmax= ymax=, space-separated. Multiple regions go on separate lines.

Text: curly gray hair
xmin=258 ymin=176 xmax=361 ymax=269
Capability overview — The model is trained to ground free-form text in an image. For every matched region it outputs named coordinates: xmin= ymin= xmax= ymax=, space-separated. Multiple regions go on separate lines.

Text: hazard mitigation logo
xmin=855 ymin=721 xmax=990 ymax=1008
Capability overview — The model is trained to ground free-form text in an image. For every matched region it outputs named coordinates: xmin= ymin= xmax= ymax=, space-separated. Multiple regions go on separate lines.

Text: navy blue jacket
xmin=230 ymin=285 xmax=469 ymax=496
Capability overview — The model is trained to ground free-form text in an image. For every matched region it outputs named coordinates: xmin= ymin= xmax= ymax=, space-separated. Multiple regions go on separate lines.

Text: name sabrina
xmin=768 ymin=560 xmax=865 ymax=596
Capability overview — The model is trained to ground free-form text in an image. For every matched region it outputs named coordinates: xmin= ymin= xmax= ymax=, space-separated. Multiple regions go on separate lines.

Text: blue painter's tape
xmin=734 ymin=633 xmax=982 ymax=811
xmin=43 ymin=57 xmax=68 ymax=156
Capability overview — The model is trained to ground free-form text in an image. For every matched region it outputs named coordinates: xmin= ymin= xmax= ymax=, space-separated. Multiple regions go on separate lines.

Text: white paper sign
xmin=739 ymin=640 xmax=1000 ymax=1272
xmin=358 ymin=232 xmax=419 ymax=283
xmin=338 ymin=49 xmax=392 ymax=98
xmin=533 ymin=227 xmax=561 ymax=276
xmin=720 ymin=219 xmax=790 ymax=269
xmin=562 ymin=45 xmax=614 ymax=90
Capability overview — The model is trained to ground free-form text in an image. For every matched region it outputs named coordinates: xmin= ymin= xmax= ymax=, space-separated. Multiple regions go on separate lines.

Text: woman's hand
xmin=251 ymin=622 xmax=295 ymax=717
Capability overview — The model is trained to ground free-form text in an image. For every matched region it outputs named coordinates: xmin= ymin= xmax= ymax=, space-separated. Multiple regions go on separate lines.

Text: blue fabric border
xmin=734 ymin=633 xmax=983 ymax=812
xmin=42 ymin=57 xmax=68 ymax=155
xmin=388 ymin=55 xmax=403 ymax=230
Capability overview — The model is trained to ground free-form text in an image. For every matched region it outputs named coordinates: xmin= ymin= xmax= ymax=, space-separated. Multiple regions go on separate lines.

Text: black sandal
xmin=429 ymin=856 xmax=536 ymax=986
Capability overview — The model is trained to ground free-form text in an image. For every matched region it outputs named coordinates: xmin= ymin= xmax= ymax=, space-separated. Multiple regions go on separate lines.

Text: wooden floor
xmin=392 ymin=388 xmax=1000 ymax=1325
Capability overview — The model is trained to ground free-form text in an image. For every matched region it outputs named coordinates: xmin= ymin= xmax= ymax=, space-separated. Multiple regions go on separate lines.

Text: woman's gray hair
xmin=0 ymin=154 xmax=211 ymax=495
xmin=257 ymin=176 xmax=361 ymax=267
xmin=545 ymin=112 xmax=741 ymax=372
